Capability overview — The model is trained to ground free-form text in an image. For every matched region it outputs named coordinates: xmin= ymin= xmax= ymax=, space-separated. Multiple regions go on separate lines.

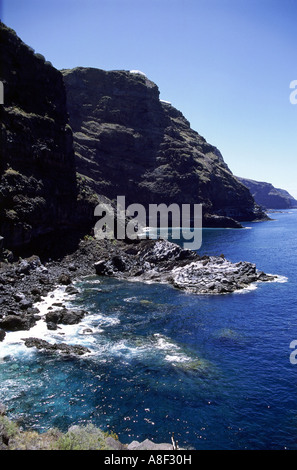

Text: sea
xmin=0 ymin=209 xmax=296 ymax=450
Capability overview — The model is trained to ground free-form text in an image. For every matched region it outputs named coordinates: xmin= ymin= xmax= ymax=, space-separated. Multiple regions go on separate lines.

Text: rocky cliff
xmin=0 ymin=23 xmax=267 ymax=260
xmin=0 ymin=23 xmax=91 ymax=257
xmin=62 ymin=67 xmax=265 ymax=228
xmin=237 ymin=177 xmax=297 ymax=210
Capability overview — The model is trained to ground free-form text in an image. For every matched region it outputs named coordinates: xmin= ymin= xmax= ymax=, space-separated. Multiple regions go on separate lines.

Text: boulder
xmin=0 ymin=314 xmax=36 ymax=331
xmin=58 ymin=273 xmax=72 ymax=285
xmin=45 ymin=308 xmax=86 ymax=327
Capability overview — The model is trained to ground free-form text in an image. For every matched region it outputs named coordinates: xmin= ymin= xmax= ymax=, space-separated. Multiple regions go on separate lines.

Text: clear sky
xmin=2 ymin=0 xmax=297 ymax=197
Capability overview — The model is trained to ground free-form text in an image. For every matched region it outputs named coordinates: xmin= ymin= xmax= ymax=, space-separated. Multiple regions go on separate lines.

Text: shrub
xmin=54 ymin=424 xmax=112 ymax=450
xmin=0 ymin=415 xmax=19 ymax=441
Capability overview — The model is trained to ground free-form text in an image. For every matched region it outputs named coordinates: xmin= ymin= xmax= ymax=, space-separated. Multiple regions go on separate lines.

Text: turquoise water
xmin=0 ymin=210 xmax=297 ymax=449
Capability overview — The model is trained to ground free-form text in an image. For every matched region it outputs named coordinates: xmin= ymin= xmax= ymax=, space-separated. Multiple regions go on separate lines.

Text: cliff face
xmin=0 ymin=23 xmax=267 ymax=259
xmin=62 ymin=67 xmax=265 ymax=227
xmin=0 ymin=23 xmax=80 ymax=254
xmin=237 ymin=177 xmax=297 ymax=210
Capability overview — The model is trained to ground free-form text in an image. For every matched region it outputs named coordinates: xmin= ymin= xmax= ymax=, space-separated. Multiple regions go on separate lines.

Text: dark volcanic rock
xmin=22 ymin=337 xmax=90 ymax=355
xmin=94 ymin=238 xmax=276 ymax=295
xmin=57 ymin=273 xmax=72 ymax=285
xmin=0 ymin=314 xmax=37 ymax=331
xmin=62 ymin=67 xmax=266 ymax=228
xmin=0 ymin=23 xmax=86 ymax=255
xmin=0 ymin=236 xmax=277 ymax=341
xmin=45 ymin=308 xmax=86 ymax=328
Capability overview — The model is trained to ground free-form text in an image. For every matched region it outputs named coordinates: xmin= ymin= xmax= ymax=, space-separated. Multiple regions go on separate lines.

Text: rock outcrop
xmin=0 ymin=238 xmax=276 ymax=339
xmin=94 ymin=238 xmax=276 ymax=295
xmin=62 ymin=67 xmax=266 ymax=228
xmin=45 ymin=308 xmax=87 ymax=330
xmin=22 ymin=337 xmax=90 ymax=356
xmin=237 ymin=177 xmax=297 ymax=210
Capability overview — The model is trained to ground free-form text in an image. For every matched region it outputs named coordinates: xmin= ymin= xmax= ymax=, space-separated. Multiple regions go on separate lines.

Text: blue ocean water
xmin=0 ymin=210 xmax=297 ymax=450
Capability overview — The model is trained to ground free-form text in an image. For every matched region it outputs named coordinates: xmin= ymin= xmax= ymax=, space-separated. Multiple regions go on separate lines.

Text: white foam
xmin=124 ymin=296 xmax=138 ymax=302
xmin=271 ymin=274 xmax=288 ymax=283
xmin=165 ymin=354 xmax=190 ymax=363
xmin=153 ymin=333 xmax=179 ymax=352
xmin=152 ymin=334 xmax=191 ymax=363
xmin=233 ymin=272 xmax=288 ymax=295
xmin=0 ymin=286 xmax=86 ymax=359
xmin=34 ymin=286 xmax=72 ymax=316
xmin=82 ymin=278 xmax=101 ymax=285
xmin=235 ymin=283 xmax=258 ymax=294
xmin=0 ymin=287 xmax=64 ymax=357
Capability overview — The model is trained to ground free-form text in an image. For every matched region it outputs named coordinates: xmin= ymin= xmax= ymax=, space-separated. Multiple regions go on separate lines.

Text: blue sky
xmin=2 ymin=0 xmax=297 ymax=197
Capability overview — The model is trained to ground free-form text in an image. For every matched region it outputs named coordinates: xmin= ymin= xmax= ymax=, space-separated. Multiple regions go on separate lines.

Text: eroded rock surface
xmin=62 ymin=67 xmax=266 ymax=228
xmin=94 ymin=239 xmax=276 ymax=294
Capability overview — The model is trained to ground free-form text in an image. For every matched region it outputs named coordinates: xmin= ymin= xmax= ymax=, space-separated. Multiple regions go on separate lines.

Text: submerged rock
xmin=212 ymin=328 xmax=244 ymax=346
xmin=172 ymin=356 xmax=213 ymax=374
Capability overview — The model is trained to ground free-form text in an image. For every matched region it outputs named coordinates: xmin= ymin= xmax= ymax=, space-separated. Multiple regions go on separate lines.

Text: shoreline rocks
xmin=94 ymin=238 xmax=276 ymax=295
xmin=21 ymin=337 xmax=90 ymax=356
xmin=45 ymin=308 xmax=87 ymax=330
xmin=0 ymin=238 xmax=277 ymax=342
xmin=0 ymin=237 xmax=278 ymax=449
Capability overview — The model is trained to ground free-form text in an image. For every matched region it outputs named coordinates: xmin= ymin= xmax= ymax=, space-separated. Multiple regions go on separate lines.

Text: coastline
xmin=0 ymin=403 xmax=180 ymax=450
xmin=0 ymin=237 xmax=279 ymax=347
xmin=0 ymin=236 xmax=282 ymax=450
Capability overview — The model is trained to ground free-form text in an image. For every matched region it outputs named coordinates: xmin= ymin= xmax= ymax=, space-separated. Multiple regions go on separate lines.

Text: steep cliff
xmin=0 ymin=23 xmax=83 ymax=255
xmin=0 ymin=22 xmax=267 ymax=261
xmin=62 ymin=67 xmax=265 ymax=228
xmin=237 ymin=177 xmax=297 ymax=209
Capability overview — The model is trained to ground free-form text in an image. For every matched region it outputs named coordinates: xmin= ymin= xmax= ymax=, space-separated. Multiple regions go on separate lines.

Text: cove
xmin=0 ymin=210 xmax=296 ymax=450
